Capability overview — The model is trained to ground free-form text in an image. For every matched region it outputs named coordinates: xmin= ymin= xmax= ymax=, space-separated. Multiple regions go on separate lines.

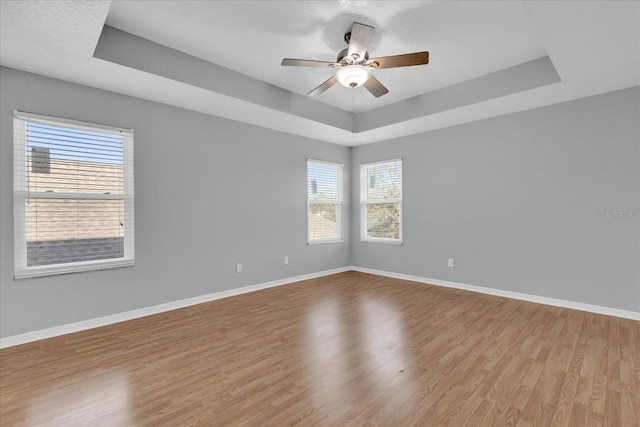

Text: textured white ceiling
xmin=105 ymin=0 xmax=546 ymax=113
xmin=1 ymin=0 xmax=638 ymax=146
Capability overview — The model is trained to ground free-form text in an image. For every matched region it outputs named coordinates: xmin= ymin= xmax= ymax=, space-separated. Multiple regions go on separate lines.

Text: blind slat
xmin=14 ymin=112 xmax=134 ymax=278
xmin=307 ymin=160 xmax=343 ymax=243
xmin=360 ymin=159 xmax=402 ymax=242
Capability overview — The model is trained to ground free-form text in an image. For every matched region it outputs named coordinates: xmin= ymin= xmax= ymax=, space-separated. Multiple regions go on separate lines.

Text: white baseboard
xmin=350 ymin=266 xmax=640 ymax=321
xmin=0 ymin=266 xmax=351 ymax=349
xmin=3 ymin=265 xmax=637 ymax=349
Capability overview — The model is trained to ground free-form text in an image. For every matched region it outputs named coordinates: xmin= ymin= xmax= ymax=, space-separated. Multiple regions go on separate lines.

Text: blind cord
xmin=26 ymin=122 xmax=30 ymax=205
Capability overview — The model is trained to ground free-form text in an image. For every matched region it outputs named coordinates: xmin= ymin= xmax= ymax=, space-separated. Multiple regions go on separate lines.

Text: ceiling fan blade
xmin=366 ymin=51 xmax=429 ymax=69
xmin=307 ymin=75 xmax=338 ymax=96
xmin=363 ymin=76 xmax=389 ymax=98
xmin=347 ymin=22 xmax=375 ymax=62
xmin=281 ymin=58 xmax=339 ymax=68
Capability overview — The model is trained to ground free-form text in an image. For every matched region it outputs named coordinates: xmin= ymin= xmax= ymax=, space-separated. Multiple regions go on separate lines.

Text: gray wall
xmin=0 ymin=67 xmax=350 ymax=338
xmin=1 ymin=66 xmax=637 ymax=339
xmin=351 ymin=87 xmax=640 ymax=312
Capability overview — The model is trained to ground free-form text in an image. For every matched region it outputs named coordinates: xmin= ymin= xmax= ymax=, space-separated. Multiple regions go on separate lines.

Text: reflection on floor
xmin=1 ymin=271 xmax=638 ymax=426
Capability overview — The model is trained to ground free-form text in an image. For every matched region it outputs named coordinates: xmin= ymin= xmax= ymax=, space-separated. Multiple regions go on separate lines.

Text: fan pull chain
xmin=352 ymin=89 xmax=356 ymax=141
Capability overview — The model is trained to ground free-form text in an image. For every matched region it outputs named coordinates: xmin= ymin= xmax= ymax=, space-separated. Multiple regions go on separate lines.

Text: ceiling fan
xmin=281 ymin=22 xmax=429 ymax=98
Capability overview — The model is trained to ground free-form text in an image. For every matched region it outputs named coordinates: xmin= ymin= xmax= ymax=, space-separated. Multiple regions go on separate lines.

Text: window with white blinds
xmin=307 ymin=160 xmax=343 ymax=243
xmin=13 ymin=111 xmax=134 ymax=279
xmin=360 ymin=159 xmax=402 ymax=244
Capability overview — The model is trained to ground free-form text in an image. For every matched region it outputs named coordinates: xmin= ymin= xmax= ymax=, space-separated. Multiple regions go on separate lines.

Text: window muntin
xmin=13 ymin=111 xmax=134 ymax=279
xmin=360 ymin=159 xmax=402 ymax=243
xmin=307 ymin=160 xmax=343 ymax=243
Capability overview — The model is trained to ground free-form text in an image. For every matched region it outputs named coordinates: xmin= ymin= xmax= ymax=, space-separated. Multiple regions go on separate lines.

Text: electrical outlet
xmin=284 ymin=256 xmax=289 ymax=265
xmin=236 ymin=263 xmax=242 ymax=273
xmin=448 ymin=259 xmax=454 ymax=268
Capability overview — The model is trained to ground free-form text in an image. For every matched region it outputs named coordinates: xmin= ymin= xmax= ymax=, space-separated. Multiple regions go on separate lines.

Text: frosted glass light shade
xmin=335 ymin=65 xmax=372 ymax=88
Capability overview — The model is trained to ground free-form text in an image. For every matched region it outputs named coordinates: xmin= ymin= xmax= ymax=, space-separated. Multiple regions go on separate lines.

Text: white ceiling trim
xmin=1 ymin=0 xmax=638 ymax=146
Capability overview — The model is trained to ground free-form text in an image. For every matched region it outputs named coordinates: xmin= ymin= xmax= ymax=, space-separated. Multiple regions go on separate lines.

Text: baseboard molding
xmin=0 ymin=266 xmax=351 ymax=349
xmin=4 ymin=265 xmax=637 ymax=349
xmin=350 ymin=266 xmax=640 ymax=321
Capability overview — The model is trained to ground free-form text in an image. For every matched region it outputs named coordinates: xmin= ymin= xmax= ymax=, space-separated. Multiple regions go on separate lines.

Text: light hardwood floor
xmin=1 ymin=271 xmax=638 ymax=426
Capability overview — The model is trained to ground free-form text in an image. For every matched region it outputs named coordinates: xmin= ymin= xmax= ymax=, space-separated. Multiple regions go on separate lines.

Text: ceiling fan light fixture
xmin=282 ymin=22 xmax=428 ymax=97
xmin=336 ymin=65 xmax=372 ymax=88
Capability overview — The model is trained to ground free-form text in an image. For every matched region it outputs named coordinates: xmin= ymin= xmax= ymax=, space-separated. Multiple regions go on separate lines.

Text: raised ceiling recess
xmin=1 ymin=1 xmax=638 ymax=146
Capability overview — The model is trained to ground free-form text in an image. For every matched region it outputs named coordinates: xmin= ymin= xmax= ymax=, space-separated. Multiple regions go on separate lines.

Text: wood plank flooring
xmin=1 ymin=271 xmax=638 ymax=426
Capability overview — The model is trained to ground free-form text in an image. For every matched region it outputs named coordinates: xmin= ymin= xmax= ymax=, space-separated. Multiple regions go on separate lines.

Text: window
xmin=360 ymin=159 xmax=402 ymax=243
xmin=13 ymin=111 xmax=134 ymax=279
xmin=307 ymin=160 xmax=343 ymax=243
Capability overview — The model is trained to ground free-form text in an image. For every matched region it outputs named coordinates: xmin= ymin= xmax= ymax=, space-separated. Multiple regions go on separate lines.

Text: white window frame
xmin=13 ymin=111 xmax=135 ymax=279
xmin=307 ymin=159 xmax=344 ymax=244
xmin=360 ymin=159 xmax=403 ymax=245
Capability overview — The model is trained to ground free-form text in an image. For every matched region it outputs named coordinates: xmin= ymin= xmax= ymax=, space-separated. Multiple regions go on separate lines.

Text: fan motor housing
xmin=337 ymin=48 xmax=369 ymax=65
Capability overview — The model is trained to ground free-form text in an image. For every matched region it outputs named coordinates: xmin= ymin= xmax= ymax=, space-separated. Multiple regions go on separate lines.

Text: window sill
xmin=308 ymin=239 xmax=344 ymax=245
xmin=15 ymin=259 xmax=134 ymax=280
xmin=359 ymin=238 xmax=403 ymax=246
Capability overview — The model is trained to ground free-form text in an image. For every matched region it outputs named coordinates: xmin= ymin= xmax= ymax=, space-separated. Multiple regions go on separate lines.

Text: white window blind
xmin=307 ymin=160 xmax=343 ymax=243
xmin=13 ymin=111 xmax=134 ymax=279
xmin=360 ymin=159 xmax=402 ymax=243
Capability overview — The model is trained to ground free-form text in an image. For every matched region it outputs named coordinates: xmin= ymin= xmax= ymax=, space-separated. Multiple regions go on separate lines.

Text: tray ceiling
xmin=1 ymin=1 xmax=638 ymax=146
